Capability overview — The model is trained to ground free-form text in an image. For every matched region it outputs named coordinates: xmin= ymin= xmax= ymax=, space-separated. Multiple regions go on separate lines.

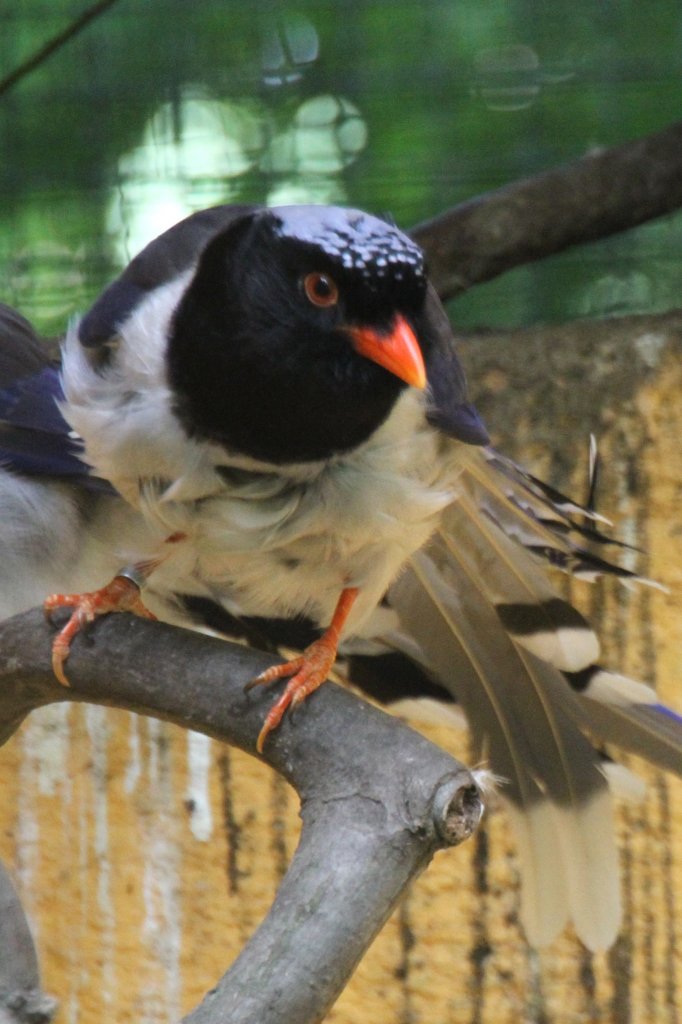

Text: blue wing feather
xmin=0 ymin=366 xmax=68 ymax=434
xmin=0 ymin=365 xmax=114 ymax=492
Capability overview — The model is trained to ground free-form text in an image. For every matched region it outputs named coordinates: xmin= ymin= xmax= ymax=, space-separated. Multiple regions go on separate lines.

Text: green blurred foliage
xmin=0 ymin=0 xmax=681 ymax=334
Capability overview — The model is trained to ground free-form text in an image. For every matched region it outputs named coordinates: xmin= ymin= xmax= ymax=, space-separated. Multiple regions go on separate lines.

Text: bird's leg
xmin=44 ymin=533 xmax=188 ymax=684
xmin=45 ymin=566 xmax=156 ymax=686
xmin=247 ymin=586 xmax=360 ymax=752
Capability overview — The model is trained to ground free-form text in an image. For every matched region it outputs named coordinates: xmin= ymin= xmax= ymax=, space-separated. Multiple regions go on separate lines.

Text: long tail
xmin=348 ymin=445 xmax=682 ymax=951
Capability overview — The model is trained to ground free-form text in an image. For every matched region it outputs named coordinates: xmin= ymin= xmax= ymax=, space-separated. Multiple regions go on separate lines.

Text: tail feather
xmin=467 ymin=450 xmax=659 ymax=587
xmin=356 ymin=445 xmax=681 ymax=950
xmin=576 ymin=691 xmax=682 ymax=777
xmin=443 ymin=493 xmax=599 ymax=671
xmin=506 ymin=802 xmax=571 ymax=948
xmin=388 ymin=538 xmax=620 ymax=951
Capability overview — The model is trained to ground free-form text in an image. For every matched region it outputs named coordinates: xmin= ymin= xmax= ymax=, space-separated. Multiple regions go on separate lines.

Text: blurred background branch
xmin=412 ymin=119 xmax=682 ymax=301
xmin=0 ymin=0 xmax=122 ymax=100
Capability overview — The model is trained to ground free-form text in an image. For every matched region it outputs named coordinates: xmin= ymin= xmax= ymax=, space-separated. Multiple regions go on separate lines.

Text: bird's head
xmin=167 ymin=205 xmax=467 ymax=463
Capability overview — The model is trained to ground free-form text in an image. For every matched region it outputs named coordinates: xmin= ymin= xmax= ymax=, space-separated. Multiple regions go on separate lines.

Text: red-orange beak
xmin=347 ymin=314 xmax=426 ymax=390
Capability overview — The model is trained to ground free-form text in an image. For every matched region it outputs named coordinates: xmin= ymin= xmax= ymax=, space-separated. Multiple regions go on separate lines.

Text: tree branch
xmin=412 ymin=119 xmax=682 ymax=300
xmin=0 ymin=610 xmax=482 ymax=1024
xmin=0 ymin=861 xmax=56 ymax=1024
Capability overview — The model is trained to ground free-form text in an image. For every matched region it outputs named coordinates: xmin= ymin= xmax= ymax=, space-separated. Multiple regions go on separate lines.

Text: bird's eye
xmin=302 ymin=272 xmax=339 ymax=308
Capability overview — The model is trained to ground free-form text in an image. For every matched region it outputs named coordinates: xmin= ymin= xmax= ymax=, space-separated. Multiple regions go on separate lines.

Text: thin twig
xmin=0 ymin=0 xmax=122 ymax=100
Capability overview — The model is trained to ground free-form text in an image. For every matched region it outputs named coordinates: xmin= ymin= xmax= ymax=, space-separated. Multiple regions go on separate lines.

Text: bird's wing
xmin=0 ymin=302 xmax=54 ymax=385
xmin=78 ymin=204 xmax=259 ymax=349
xmin=0 ymin=303 xmax=112 ymax=489
xmin=361 ymin=444 xmax=681 ymax=950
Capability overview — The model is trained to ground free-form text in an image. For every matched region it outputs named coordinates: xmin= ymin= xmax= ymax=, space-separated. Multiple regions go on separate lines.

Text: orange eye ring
xmin=303 ymin=272 xmax=339 ymax=308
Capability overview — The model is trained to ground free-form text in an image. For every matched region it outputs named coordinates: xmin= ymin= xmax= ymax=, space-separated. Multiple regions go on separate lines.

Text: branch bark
xmin=0 ymin=610 xmax=482 ymax=1024
xmin=411 ymin=119 xmax=682 ymax=300
xmin=0 ymin=861 xmax=56 ymax=1024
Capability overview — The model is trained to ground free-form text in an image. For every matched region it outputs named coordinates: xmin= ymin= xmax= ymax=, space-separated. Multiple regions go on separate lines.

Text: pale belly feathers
xmin=60 ymin=283 xmax=465 ymax=635
xmin=134 ymin=391 xmax=463 ymax=632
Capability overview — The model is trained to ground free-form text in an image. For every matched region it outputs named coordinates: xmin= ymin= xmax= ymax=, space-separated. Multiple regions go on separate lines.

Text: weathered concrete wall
xmin=0 ymin=311 xmax=680 ymax=1023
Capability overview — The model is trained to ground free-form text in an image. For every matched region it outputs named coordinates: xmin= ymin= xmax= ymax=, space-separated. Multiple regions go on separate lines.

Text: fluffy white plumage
xmin=60 ymin=277 xmax=466 ymax=632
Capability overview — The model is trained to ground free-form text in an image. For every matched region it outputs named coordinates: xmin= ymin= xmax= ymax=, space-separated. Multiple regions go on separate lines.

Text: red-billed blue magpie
xmin=0 ymin=203 xmax=679 ymax=952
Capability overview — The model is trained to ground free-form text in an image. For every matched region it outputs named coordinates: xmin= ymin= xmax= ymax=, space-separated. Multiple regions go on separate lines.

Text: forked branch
xmin=0 ymin=610 xmax=482 ymax=1024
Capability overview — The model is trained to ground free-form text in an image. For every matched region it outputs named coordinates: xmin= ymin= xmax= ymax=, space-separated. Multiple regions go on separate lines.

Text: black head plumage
xmin=272 ymin=205 xmax=426 ymax=292
xmin=167 ymin=206 xmax=434 ymax=463
xmin=80 ymin=203 xmax=486 ymax=464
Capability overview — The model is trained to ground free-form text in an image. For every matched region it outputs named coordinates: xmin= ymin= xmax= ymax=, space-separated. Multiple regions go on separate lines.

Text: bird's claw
xmin=246 ymin=586 xmax=359 ymax=753
xmin=247 ymin=640 xmax=337 ymax=753
xmin=44 ymin=574 xmax=155 ymax=686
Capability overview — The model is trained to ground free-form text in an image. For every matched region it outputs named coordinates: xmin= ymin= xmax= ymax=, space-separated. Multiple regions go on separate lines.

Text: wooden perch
xmin=0 ymin=610 xmax=482 ymax=1024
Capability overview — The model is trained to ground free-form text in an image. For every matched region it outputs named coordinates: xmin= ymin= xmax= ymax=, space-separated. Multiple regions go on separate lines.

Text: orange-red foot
xmin=44 ymin=573 xmax=156 ymax=686
xmin=246 ymin=586 xmax=359 ymax=753
xmin=247 ymin=638 xmax=337 ymax=753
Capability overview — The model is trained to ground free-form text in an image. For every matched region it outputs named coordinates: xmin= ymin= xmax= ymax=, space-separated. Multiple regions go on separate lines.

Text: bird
xmin=0 ymin=202 xmax=680 ymax=953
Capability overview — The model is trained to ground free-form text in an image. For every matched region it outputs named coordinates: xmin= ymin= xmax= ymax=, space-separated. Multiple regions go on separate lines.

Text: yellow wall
xmin=0 ymin=321 xmax=680 ymax=1023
